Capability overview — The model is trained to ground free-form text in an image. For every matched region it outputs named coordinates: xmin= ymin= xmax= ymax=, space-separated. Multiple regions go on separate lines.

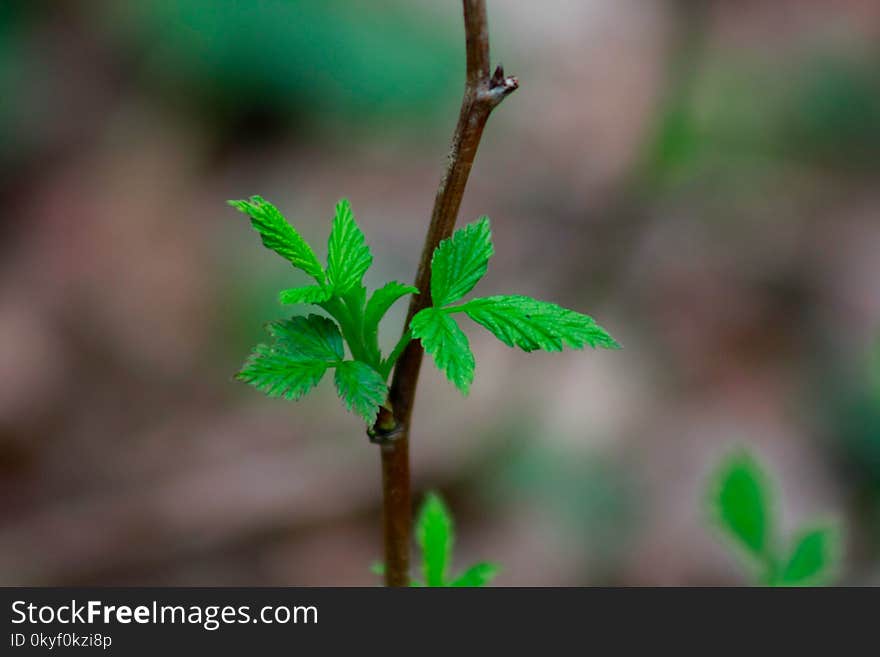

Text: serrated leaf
xmin=410 ymin=307 xmax=475 ymax=395
xmin=450 ymin=563 xmax=499 ymax=587
xmin=364 ymin=281 xmax=419 ymax=332
xmin=278 ymin=285 xmax=332 ymax=306
xmin=712 ymin=451 xmax=772 ymax=558
xmin=229 ymin=196 xmax=324 ymax=281
xmin=430 ymin=217 xmax=493 ymax=307
xmin=462 ymin=295 xmax=619 ymax=352
xmin=334 ymin=360 xmax=387 ymax=424
xmin=267 ymin=314 xmax=344 ymax=362
xmin=779 ymin=527 xmax=838 ymax=586
xmin=327 ymin=198 xmax=373 ymax=295
xmin=236 ymin=345 xmax=328 ymax=400
xmin=416 ymin=492 xmax=454 ymax=587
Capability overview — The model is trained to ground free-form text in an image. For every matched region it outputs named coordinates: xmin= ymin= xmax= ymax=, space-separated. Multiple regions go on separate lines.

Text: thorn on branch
xmin=481 ymin=64 xmax=519 ymax=107
xmin=491 ymin=63 xmax=506 ymax=86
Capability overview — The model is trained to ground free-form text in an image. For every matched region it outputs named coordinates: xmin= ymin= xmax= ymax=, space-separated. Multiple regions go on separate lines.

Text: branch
xmin=370 ymin=0 xmax=518 ymax=587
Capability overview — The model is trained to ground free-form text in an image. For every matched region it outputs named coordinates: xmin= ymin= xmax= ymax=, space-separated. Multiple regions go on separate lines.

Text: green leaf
xmin=334 ymin=360 xmax=387 ymax=424
xmin=229 ymin=196 xmax=324 ymax=282
xmin=267 ymin=314 xmax=344 ymax=362
xmin=235 ymin=314 xmax=345 ymax=402
xmin=450 ymin=563 xmax=499 ymax=587
xmin=364 ymin=281 xmax=419 ymax=333
xmin=327 ymin=198 xmax=373 ymax=295
xmin=779 ymin=527 xmax=838 ymax=586
xmin=430 ymin=217 xmax=493 ymax=307
xmin=278 ymin=285 xmax=332 ymax=306
xmin=235 ymin=345 xmax=328 ymax=400
xmin=461 ymin=295 xmax=619 ymax=352
xmin=410 ymin=307 xmax=475 ymax=395
xmin=416 ymin=492 xmax=454 ymax=587
xmin=712 ymin=451 xmax=772 ymax=558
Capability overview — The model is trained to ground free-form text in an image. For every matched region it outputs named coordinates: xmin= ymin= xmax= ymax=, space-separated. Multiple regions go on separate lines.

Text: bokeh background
xmin=2 ymin=0 xmax=879 ymax=586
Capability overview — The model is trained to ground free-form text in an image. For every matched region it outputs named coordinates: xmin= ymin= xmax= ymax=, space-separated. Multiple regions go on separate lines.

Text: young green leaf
xmin=778 ymin=526 xmax=838 ymax=586
xmin=450 ymin=563 xmax=499 ymax=587
xmin=334 ymin=360 xmax=387 ymax=424
xmin=372 ymin=494 xmax=499 ymax=587
xmin=416 ymin=492 xmax=454 ymax=587
xmin=229 ymin=196 xmax=324 ymax=282
xmin=430 ymin=217 xmax=493 ymax=307
xmin=410 ymin=307 xmax=475 ymax=395
xmin=327 ymin=198 xmax=373 ymax=295
xmin=712 ymin=451 xmax=772 ymax=559
xmin=364 ymin=281 xmax=419 ymax=334
xmin=236 ymin=315 xmax=345 ymax=402
xmin=278 ymin=285 xmax=332 ymax=306
xmin=268 ymin=314 xmax=344 ymax=362
xmin=460 ymin=295 xmax=619 ymax=352
xmin=236 ymin=345 xmax=328 ymax=400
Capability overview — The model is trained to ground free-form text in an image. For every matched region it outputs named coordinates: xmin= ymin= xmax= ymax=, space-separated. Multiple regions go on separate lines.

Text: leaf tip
xmin=600 ymin=333 xmax=623 ymax=350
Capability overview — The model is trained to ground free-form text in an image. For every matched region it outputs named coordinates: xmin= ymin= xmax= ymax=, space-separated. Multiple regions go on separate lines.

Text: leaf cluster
xmin=230 ymin=196 xmax=416 ymax=424
xmin=230 ymin=197 xmax=618 ymax=424
xmin=412 ymin=217 xmax=619 ymax=395
xmin=709 ymin=449 xmax=840 ymax=586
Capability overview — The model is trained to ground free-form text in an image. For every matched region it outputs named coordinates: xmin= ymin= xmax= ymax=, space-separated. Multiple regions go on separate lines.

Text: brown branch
xmin=370 ymin=0 xmax=518 ymax=587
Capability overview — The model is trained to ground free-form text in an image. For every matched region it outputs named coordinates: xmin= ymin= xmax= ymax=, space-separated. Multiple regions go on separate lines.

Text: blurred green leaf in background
xmin=709 ymin=449 xmax=839 ymax=586
xmin=93 ymin=0 xmax=462 ymax=134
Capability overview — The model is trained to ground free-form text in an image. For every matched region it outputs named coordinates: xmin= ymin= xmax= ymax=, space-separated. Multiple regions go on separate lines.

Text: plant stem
xmin=321 ymin=297 xmax=370 ymax=364
xmin=380 ymin=329 xmax=412 ymax=380
xmin=761 ymin=553 xmax=780 ymax=587
xmin=369 ymin=0 xmax=518 ymax=587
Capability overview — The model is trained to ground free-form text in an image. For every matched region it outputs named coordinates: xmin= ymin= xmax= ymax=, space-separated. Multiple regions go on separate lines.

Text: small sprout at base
xmin=371 ymin=492 xmax=499 ymax=587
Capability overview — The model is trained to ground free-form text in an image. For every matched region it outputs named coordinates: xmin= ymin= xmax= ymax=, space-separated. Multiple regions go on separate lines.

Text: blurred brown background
xmin=1 ymin=0 xmax=879 ymax=586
